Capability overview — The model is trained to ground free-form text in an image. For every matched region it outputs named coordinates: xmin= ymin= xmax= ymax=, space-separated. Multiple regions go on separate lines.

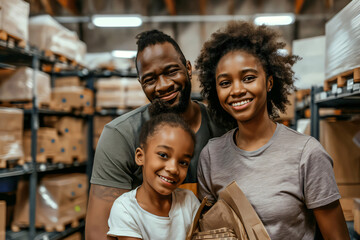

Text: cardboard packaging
xmin=0 ymin=108 xmax=24 ymax=162
xmin=96 ymin=78 xmax=148 ymax=109
xmin=55 ymin=76 xmax=81 ymax=88
xmin=319 ymin=120 xmax=360 ymax=184
xmin=51 ymin=87 xmax=93 ymax=111
xmin=0 ymin=67 xmax=51 ymax=105
xmin=57 ymin=134 xmax=86 ymax=163
xmin=276 ymin=93 xmax=295 ymax=121
xmin=94 ymin=116 xmax=112 ymax=148
xmin=339 ymin=198 xmax=354 ymax=221
xmin=23 ymin=128 xmax=58 ymax=163
xmin=325 ymin=0 xmax=360 ymax=81
xmin=0 ymin=0 xmax=29 ymax=41
xmin=0 ymin=201 xmax=5 ymax=240
xmin=355 ymin=198 xmax=360 ymax=235
xmin=29 ymin=15 xmax=86 ymax=63
xmin=12 ymin=173 xmax=88 ymax=232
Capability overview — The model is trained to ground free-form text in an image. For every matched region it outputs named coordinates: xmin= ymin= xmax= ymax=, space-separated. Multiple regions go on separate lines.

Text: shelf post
xmin=29 ymin=55 xmax=39 ymax=239
xmin=310 ymin=86 xmax=320 ymax=140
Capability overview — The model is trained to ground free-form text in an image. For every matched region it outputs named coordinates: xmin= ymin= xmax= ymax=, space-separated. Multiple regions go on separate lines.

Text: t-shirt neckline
xmin=229 ymin=122 xmax=281 ymax=156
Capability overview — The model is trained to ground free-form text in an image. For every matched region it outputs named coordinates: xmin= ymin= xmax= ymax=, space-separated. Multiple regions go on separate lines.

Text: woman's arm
xmin=313 ymin=200 xmax=350 ymax=240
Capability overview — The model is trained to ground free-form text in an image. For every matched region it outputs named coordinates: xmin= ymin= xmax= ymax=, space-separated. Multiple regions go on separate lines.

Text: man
xmin=85 ymin=30 xmax=225 ymax=239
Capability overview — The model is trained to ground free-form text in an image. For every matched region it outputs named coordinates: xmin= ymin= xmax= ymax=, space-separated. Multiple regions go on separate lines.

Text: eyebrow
xmin=216 ymin=68 xmax=259 ymax=81
xmin=157 ymin=145 xmax=193 ymax=158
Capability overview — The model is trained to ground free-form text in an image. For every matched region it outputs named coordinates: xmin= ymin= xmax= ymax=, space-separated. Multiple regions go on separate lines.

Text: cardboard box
xmin=51 ymin=87 xmax=93 ymax=110
xmin=57 ymin=134 xmax=86 ymax=164
xmin=355 ymin=198 xmax=360 ymax=235
xmin=0 ymin=201 xmax=5 ymax=240
xmin=0 ymin=67 xmax=51 ymax=105
xmin=276 ymin=93 xmax=295 ymax=120
xmin=338 ymin=184 xmax=360 ymax=198
xmin=0 ymin=108 xmax=24 ymax=162
xmin=340 ymin=198 xmax=354 ymax=221
xmin=23 ymin=128 xmax=58 ymax=163
xmin=55 ymin=76 xmax=81 ymax=88
xmin=0 ymin=0 xmax=29 ymax=41
xmin=319 ymin=120 xmax=360 ymax=184
xmin=94 ymin=116 xmax=112 ymax=137
xmin=12 ymin=174 xmax=88 ymax=232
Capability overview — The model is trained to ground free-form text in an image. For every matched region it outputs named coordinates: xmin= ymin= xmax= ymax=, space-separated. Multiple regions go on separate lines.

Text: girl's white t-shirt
xmin=108 ymin=187 xmax=200 ymax=240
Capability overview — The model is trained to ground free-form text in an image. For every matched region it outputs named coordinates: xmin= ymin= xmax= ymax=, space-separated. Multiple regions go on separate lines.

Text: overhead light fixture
xmin=92 ymin=15 xmax=142 ymax=27
xmin=254 ymin=14 xmax=295 ymax=26
xmin=112 ymin=50 xmax=137 ymax=58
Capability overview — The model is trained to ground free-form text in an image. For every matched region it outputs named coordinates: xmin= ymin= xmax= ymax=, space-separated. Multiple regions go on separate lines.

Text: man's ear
xmin=186 ymin=60 xmax=192 ymax=80
xmin=135 ymin=147 xmax=145 ymax=166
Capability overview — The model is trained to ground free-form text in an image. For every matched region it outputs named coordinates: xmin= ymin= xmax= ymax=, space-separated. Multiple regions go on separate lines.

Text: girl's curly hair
xmin=195 ymin=21 xmax=300 ymax=129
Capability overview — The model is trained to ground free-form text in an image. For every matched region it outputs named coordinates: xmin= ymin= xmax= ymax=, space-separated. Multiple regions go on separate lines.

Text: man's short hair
xmin=135 ymin=30 xmax=187 ymax=73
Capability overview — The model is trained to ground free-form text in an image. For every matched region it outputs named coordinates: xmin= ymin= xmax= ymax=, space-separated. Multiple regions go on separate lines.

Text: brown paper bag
xmin=186 ymin=181 xmax=270 ymax=240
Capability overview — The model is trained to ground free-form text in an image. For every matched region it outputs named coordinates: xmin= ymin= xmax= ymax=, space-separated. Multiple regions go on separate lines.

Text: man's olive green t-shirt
xmin=90 ymin=102 xmax=225 ymax=189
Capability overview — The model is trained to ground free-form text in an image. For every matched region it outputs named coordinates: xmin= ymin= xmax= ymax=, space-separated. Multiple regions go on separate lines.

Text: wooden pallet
xmin=0 ymin=157 xmax=24 ymax=169
xmin=324 ymin=67 xmax=360 ymax=92
xmin=0 ymin=30 xmax=26 ymax=48
xmin=0 ymin=100 xmax=50 ymax=110
xmin=44 ymin=216 xmax=84 ymax=232
xmin=51 ymin=105 xmax=94 ymax=115
xmin=25 ymin=154 xmax=57 ymax=164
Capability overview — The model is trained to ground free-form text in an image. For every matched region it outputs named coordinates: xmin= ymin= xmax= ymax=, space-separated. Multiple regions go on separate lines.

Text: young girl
xmin=107 ymin=113 xmax=200 ymax=240
xmin=195 ymin=21 xmax=350 ymax=239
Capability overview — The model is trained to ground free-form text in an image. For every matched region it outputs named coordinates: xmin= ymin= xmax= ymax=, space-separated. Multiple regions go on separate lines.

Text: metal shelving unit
xmin=0 ymin=40 xmax=90 ymax=239
xmin=310 ymin=85 xmax=360 ymax=140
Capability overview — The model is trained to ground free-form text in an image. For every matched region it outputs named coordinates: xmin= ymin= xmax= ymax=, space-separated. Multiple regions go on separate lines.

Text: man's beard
xmin=149 ymin=80 xmax=191 ymax=117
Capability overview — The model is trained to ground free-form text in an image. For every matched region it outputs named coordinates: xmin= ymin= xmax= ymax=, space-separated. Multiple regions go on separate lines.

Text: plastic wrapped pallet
xmin=293 ymin=36 xmax=325 ymax=89
xmin=29 ymin=15 xmax=86 ymax=63
xmin=12 ymin=173 xmax=88 ymax=232
xmin=0 ymin=108 xmax=24 ymax=163
xmin=0 ymin=0 xmax=29 ymax=41
xmin=96 ymin=78 xmax=126 ymax=109
xmin=325 ymin=0 xmax=360 ymax=80
xmin=0 ymin=67 xmax=51 ymax=105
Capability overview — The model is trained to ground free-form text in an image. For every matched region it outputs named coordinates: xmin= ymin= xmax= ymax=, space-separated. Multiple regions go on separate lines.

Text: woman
xmin=195 ymin=21 xmax=349 ymax=239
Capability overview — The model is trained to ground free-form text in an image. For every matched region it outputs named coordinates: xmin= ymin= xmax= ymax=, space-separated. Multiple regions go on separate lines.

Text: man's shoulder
xmin=197 ymin=101 xmax=227 ymax=137
xmin=106 ymin=104 xmax=150 ymax=131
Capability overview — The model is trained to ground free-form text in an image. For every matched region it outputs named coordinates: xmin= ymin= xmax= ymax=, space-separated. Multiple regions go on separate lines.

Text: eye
xmin=166 ymin=69 xmax=180 ymax=76
xmin=218 ymin=80 xmax=230 ymax=88
xmin=157 ymin=152 xmax=168 ymax=159
xmin=142 ymin=77 xmax=155 ymax=85
xmin=243 ymin=75 xmax=256 ymax=82
xmin=179 ymin=160 xmax=190 ymax=167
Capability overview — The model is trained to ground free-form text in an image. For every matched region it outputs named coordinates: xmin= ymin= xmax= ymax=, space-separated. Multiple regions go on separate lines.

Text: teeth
xmin=159 ymin=176 xmax=175 ymax=183
xmin=232 ymin=99 xmax=251 ymax=107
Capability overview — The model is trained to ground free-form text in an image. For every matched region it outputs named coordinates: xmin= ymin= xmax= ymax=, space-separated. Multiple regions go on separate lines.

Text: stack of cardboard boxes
xmin=0 ymin=108 xmax=24 ymax=167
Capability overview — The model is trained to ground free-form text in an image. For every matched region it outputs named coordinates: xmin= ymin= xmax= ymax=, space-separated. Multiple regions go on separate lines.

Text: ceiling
xmin=26 ymin=0 xmax=352 ymax=63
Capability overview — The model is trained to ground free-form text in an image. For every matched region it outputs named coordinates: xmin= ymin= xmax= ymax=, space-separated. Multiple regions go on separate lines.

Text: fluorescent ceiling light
xmin=112 ymin=50 xmax=137 ymax=58
xmin=254 ymin=14 xmax=295 ymax=26
xmin=92 ymin=15 xmax=142 ymax=27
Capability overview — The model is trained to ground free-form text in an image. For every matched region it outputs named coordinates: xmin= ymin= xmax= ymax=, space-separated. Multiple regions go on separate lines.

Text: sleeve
xmin=90 ymin=124 xmax=136 ymax=189
xmin=107 ymin=198 xmax=142 ymax=238
xmin=197 ymin=144 xmax=217 ymax=204
xmin=300 ymin=137 xmax=341 ymax=209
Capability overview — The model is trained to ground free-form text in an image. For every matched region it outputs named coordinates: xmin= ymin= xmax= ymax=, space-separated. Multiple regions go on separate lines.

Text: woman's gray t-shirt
xmin=197 ymin=123 xmax=340 ymax=240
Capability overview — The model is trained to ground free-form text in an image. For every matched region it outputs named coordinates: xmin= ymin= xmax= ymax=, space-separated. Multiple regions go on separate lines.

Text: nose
xmin=230 ymin=80 xmax=246 ymax=96
xmin=165 ymin=159 xmax=179 ymax=176
xmin=155 ymin=75 xmax=175 ymax=94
